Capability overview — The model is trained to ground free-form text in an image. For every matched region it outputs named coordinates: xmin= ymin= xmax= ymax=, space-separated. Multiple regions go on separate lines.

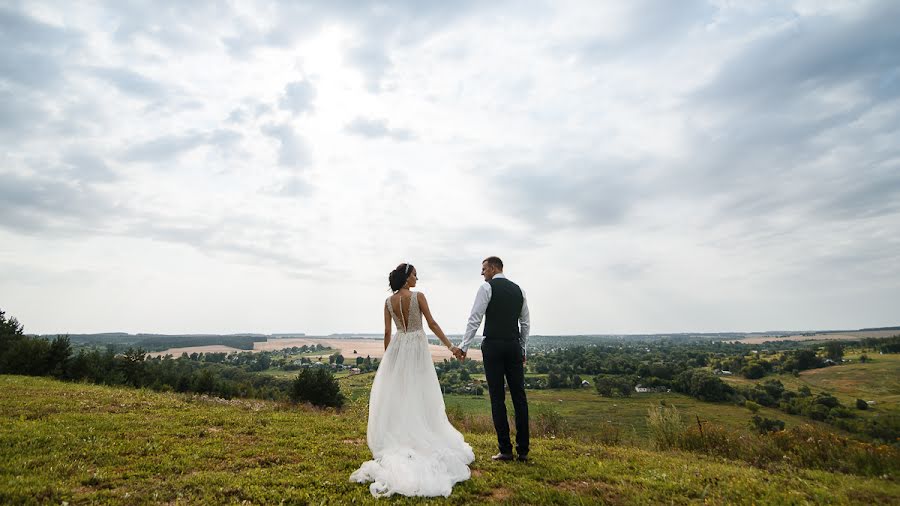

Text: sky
xmin=1 ymin=0 xmax=899 ymax=336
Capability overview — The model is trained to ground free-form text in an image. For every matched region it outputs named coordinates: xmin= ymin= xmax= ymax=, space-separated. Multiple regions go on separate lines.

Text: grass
xmin=721 ymin=354 xmax=900 ymax=418
xmin=443 ymin=387 xmax=835 ymax=443
xmin=2 ymin=375 xmax=899 ymax=504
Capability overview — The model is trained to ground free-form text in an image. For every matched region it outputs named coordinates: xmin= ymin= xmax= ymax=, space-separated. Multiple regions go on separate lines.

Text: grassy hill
xmin=2 ymin=375 xmax=898 ymax=504
xmin=721 ymin=353 xmax=900 ymax=419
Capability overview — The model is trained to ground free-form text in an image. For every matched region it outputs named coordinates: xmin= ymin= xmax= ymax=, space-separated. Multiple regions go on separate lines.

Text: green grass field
xmin=443 ymin=388 xmax=838 ymax=442
xmin=2 ymin=375 xmax=898 ymax=504
xmin=721 ymin=354 xmax=900 ymax=418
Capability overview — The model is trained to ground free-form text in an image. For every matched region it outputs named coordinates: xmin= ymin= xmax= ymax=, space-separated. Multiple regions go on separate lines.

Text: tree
xmin=741 ymin=362 xmax=766 ymax=379
xmin=290 ymin=368 xmax=345 ymax=407
xmin=0 ymin=309 xmax=24 ymax=348
xmin=673 ymin=369 xmax=732 ymax=402
xmin=548 ymin=372 xmax=563 ymax=389
xmin=0 ymin=309 xmax=26 ymax=372
xmin=334 ymin=354 xmax=345 ymax=365
xmin=825 ymin=342 xmax=844 ymax=362
xmin=193 ymin=368 xmax=217 ymax=394
xmin=47 ymin=336 xmax=72 ymax=378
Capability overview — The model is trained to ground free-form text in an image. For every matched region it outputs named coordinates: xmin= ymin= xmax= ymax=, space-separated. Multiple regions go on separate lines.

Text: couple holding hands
xmin=350 ymin=256 xmax=531 ymax=498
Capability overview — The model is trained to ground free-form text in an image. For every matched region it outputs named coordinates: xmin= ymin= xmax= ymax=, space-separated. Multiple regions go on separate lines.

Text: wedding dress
xmin=350 ymin=291 xmax=475 ymax=497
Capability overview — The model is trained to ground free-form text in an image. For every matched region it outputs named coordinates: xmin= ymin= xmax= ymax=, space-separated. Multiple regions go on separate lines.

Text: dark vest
xmin=484 ymin=277 xmax=523 ymax=339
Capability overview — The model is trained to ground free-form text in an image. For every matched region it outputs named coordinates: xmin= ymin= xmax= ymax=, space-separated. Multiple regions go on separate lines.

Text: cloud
xmin=219 ymin=1 xmax=487 ymax=92
xmin=346 ymin=41 xmax=392 ymax=93
xmin=0 ymin=89 xmax=48 ymax=139
xmin=0 ymin=7 xmax=79 ymax=90
xmin=275 ymin=176 xmax=312 ymax=197
xmin=122 ymin=129 xmax=242 ymax=162
xmin=62 ymin=150 xmax=118 ymax=182
xmin=87 ymin=66 xmax=170 ymax=98
xmin=261 ymin=123 xmax=311 ymax=169
xmin=279 ymin=80 xmax=316 ymax=115
xmin=698 ymin=2 xmax=900 ymax=108
xmin=0 ymin=171 xmax=120 ymax=235
xmin=345 ymin=117 xmax=413 ymax=141
xmin=491 ymin=157 xmax=643 ymax=230
xmin=573 ymin=0 xmax=716 ymax=63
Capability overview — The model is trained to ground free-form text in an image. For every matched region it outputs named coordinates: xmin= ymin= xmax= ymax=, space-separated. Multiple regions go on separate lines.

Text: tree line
xmin=0 ymin=309 xmax=347 ymax=408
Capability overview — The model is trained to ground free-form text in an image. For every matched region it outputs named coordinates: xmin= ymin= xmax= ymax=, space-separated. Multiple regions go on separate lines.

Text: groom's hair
xmin=483 ymin=256 xmax=503 ymax=270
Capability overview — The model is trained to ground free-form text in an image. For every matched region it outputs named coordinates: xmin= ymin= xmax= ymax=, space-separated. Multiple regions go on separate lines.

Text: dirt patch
xmin=557 ymin=480 xmax=622 ymax=502
xmin=490 ymin=487 xmax=512 ymax=501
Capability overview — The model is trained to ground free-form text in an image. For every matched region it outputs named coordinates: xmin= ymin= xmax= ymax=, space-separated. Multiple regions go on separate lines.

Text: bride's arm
xmin=417 ymin=293 xmax=459 ymax=352
xmin=383 ymin=303 xmax=392 ymax=350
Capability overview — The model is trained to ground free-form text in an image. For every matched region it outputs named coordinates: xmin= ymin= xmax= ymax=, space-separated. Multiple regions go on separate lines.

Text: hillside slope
xmin=1 ymin=375 xmax=897 ymax=505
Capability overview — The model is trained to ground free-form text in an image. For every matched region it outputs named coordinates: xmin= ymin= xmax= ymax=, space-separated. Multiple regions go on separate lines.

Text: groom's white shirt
xmin=458 ymin=273 xmax=530 ymax=357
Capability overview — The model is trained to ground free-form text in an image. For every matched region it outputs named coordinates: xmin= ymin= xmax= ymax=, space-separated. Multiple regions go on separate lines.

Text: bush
xmin=531 ymin=405 xmax=568 ymax=438
xmin=750 ymin=415 xmax=785 ymax=434
xmin=290 ymin=368 xmax=345 ymax=408
xmin=646 ymin=405 xmax=683 ymax=450
xmin=741 ymin=362 xmax=766 ymax=379
xmin=856 ymin=398 xmax=868 ymax=410
xmin=667 ymin=419 xmax=899 ymax=477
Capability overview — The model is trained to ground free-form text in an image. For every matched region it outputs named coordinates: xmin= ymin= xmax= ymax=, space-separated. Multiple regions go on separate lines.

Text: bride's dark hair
xmin=388 ymin=263 xmax=414 ymax=292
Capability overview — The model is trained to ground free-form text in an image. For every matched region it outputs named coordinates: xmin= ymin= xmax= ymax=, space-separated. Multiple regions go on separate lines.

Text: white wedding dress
xmin=350 ymin=291 xmax=475 ymax=497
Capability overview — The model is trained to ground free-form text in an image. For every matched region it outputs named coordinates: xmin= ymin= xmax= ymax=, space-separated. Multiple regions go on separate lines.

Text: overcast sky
xmin=2 ymin=0 xmax=898 ymax=336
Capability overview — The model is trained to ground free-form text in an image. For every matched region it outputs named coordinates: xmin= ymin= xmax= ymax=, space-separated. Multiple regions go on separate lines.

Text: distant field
xmin=150 ymin=337 xmax=483 ymax=363
xmin=734 ymin=330 xmax=898 ymax=344
xmin=146 ymin=345 xmax=246 ymax=357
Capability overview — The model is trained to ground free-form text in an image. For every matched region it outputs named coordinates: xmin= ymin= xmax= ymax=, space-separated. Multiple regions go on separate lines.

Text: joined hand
xmin=450 ymin=346 xmax=465 ymax=361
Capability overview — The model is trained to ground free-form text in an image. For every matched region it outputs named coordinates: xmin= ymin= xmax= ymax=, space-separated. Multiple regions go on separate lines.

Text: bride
xmin=350 ymin=263 xmax=475 ymax=497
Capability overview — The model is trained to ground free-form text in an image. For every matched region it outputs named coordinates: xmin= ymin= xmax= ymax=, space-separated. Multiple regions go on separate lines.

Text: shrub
xmin=531 ymin=405 xmax=568 ymax=438
xmin=856 ymin=398 xmax=868 ymax=410
xmin=666 ymin=419 xmax=900 ymax=477
xmin=646 ymin=405 xmax=683 ymax=450
xmin=290 ymin=368 xmax=345 ymax=408
xmin=741 ymin=362 xmax=766 ymax=379
xmin=750 ymin=415 xmax=785 ymax=434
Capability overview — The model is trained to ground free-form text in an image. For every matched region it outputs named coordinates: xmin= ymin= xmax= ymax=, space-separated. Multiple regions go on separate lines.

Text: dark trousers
xmin=481 ymin=338 xmax=529 ymax=455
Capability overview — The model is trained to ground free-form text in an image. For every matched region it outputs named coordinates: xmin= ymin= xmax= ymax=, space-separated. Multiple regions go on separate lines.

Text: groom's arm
xmin=459 ymin=283 xmax=491 ymax=353
xmin=519 ymin=291 xmax=530 ymax=361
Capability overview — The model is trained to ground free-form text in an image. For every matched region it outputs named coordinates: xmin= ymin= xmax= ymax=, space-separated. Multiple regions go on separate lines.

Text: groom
xmin=456 ymin=256 xmax=531 ymax=462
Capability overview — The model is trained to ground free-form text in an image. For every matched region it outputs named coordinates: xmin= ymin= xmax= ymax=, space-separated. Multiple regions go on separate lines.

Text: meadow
xmin=721 ymin=353 xmax=900 ymax=419
xmin=2 ymin=374 xmax=898 ymax=505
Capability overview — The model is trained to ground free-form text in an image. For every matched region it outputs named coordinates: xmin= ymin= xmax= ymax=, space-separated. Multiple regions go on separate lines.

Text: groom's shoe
xmin=516 ymin=453 xmax=529 ymax=462
xmin=491 ymin=452 xmax=514 ymax=461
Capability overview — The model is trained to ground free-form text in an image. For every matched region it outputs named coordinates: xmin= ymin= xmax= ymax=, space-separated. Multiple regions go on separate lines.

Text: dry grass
xmin=151 ymin=337 xmax=484 ymax=363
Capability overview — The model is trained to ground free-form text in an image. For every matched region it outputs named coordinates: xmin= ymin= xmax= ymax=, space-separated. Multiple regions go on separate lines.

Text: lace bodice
xmin=386 ymin=291 xmax=423 ymax=333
